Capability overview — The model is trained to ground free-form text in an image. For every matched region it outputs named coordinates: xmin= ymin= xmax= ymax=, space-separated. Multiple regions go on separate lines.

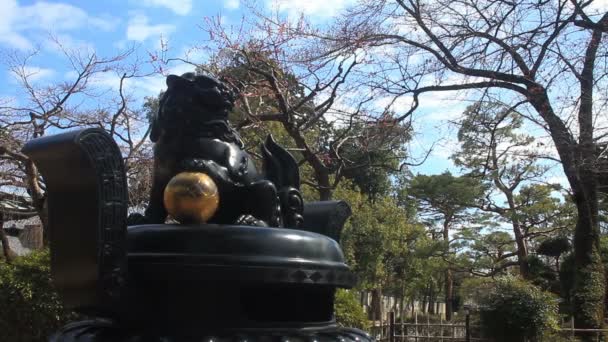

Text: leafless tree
xmin=191 ymin=14 xmax=413 ymax=200
xmin=278 ymin=0 xmax=607 ymax=334
xmin=0 ymin=37 xmax=157 ymax=242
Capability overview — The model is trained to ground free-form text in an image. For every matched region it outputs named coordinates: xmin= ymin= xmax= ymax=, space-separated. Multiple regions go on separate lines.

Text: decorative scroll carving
xmin=22 ymin=128 xmax=128 ymax=312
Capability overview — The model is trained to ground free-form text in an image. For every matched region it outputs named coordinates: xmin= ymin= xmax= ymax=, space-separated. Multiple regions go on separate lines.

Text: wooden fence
xmin=370 ymin=312 xmax=486 ymax=342
xmin=370 ymin=312 xmax=608 ymax=341
xmin=557 ymin=317 xmax=608 ymax=342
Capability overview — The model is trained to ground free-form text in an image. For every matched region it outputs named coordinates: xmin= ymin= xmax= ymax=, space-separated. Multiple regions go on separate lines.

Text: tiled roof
xmin=4 ymin=216 xmax=41 ymax=230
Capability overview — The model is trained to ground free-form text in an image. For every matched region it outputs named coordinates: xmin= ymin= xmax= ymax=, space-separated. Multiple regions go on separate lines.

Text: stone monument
xmin=22 ymin=73 xmax=371 ymax=341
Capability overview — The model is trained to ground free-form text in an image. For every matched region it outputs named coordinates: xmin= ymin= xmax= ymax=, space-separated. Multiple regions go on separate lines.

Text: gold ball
xmin=163 ymin=172 xmax=219 ymax=224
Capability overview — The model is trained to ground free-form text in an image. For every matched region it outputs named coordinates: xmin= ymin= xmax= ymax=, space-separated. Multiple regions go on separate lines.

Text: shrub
xmin=460 ymin=277 xmax=495 ymax=303
xmin=527 ymin=255 xmax=559 ymax=292
xmin=334 ymin=289 xmax=370 ymax=330
xmin=0 ymin=249 xmax=75 ymax=342
xmin=537 ymin=237 xmax=571 ymax=258
xmin=479 ymin=276 xmax=559 ymax=342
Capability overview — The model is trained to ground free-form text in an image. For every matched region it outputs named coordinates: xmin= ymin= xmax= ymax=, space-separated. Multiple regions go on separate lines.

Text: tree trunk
xmin=282 ymin=122 xmax=332 ymax=201
xmin=37 ymin=197 xmax=49 ymax=246
xmin=506 ymin=193 xmax=529 ymax=278
xmin=524 ymin=18 xmax=607 ymax=336
xmin=490 ymin=140 xmax=530 ymax=278
xmin=411 ymin=298 xmax=415 ymax=317
xmin=572 ymin=175 xmax=605 ymax=340
xmin=571 ymin=20 xmax=607 ymax=339
xmin=443 ymin=217 xmax=454 ymax=321
xmin=428 ymin=282 xmax=436 ymax=314
xmin=21 ymin=158 xmax=49 ymax=246
xmin=445 ymin=268 xmax=453 ymax=321
xmin=370 ymin=288 xmax=383 ymax=321
xmin=0 ymin=213 xmax=13 ymax=263
xmin=512 ymin=219 xmax=529 ymax=278
xmin=528 ymin=79 xmax=605 ymax=338
xmin=316 ymin=169 xmax=332 ymax=201
xmin=421 ymin=286 xmax=428 ymax=314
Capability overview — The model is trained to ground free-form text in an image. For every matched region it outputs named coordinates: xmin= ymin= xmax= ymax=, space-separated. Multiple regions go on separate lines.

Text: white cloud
xmin=268 ymin=0 xmax=355 ymax=18
xmin=138 ymin=75 xmax=168 ymax=95
xmin=43 ymin=33 xmax=96 ymax=55
xmin=19 ymin=2 xmax=101 ymax=31
xmin=126 ymin=14 xmax=175 ymax=42
xmin=586 ymin=0 xmax=608 ymax=12
xmin=0 ymin=0 xmax=31 ymax=50
xmin=89 ymin=71 xmax=166 ymax=98
xmin=14 ymin=66 xmax=56 ymax=82
xmin=374 ymin=95 xmax=414 ymax=113
xmin=224 ymin=0 xmax=240 ymax=10
xmin=63 ymin=70 xmax=78 ymax=80
xmin=424 ymin=106 xmax=465 ymax=122
xmin=0 ymin=95 xmax=19 ymax=109
xmin=88 ymin=60 xmax=198 ymax=99
xmin=141 ymin=0 xmax=192 ymax=15
xmin=0 ymin=0 xmax=118 ymax=51
xmin=169 ymin=63 xmax=196 ymax=77
xmin=181 ymin=46 xmax=208 ymax=64
xmin=372 ymin=91 xmax=467 ymax=122
xmin=433 ymin=137 xmax=460 ymax=159
xmin=0 ymin=33 xmax=32 ymax=51
xmin=89 ymin=16 xmax=121 ymax=32
xmin=417 ymin=91 xmax=468 ymax=122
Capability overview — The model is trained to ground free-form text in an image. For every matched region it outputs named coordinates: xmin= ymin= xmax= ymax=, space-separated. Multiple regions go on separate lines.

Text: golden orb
xmin=163 ymin=172 xmax=219 ymax=224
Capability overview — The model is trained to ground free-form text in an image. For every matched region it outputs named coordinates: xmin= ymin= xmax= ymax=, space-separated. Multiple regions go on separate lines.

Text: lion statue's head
xmin=150 ymin=73 xmax=237 ymax=142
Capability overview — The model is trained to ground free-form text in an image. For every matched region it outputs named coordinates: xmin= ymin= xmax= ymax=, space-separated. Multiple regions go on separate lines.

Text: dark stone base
xmin=50 ymin=319 xmax=373 ymax=342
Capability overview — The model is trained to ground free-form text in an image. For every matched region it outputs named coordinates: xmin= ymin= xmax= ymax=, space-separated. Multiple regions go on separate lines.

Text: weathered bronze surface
xmin=21 ymin=73 xmax=370 ymax=342
xmin=130 ymin=72 xmax=303 ymax=228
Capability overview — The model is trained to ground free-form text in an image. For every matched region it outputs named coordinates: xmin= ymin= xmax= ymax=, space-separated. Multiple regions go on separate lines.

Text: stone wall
xmin=1 ymin=219 xmax=43 ymax=256
xmin=19 ymin=224 xmax=43 ymax=250
xmin=359 ymin=291 xmax=446 ymax=320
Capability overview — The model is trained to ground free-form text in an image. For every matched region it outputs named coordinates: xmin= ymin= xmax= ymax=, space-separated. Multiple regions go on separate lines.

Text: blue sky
xmin=0 ymin=0 xmax=236 ymax=50
xmin=0 ymin=0 xmax=573 ymax=185
xmin=0 ymin=0 xmax=242 ymax=94
xmin=0 ymin=0 xmax=370 ymax=109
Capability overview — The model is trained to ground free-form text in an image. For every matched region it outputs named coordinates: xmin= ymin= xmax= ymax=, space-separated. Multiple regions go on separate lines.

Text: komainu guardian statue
xmin=131 ymin=72 xmax=303 ymax=228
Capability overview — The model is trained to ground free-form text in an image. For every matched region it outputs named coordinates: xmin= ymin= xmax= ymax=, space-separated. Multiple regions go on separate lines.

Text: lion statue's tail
xmin=262 ymin=135 xmax=304 ymax=228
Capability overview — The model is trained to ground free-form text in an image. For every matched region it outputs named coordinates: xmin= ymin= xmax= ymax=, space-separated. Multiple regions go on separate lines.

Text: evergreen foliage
xmin=0 ymin=250 xmax=75 ymax=342
xmin=537 ymin=237 xmax=571 ymax=258
xmin=478 ymin=277 xmax=559 ymax=342
xmin=334 ymin=289 xmax=369 ymax=330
